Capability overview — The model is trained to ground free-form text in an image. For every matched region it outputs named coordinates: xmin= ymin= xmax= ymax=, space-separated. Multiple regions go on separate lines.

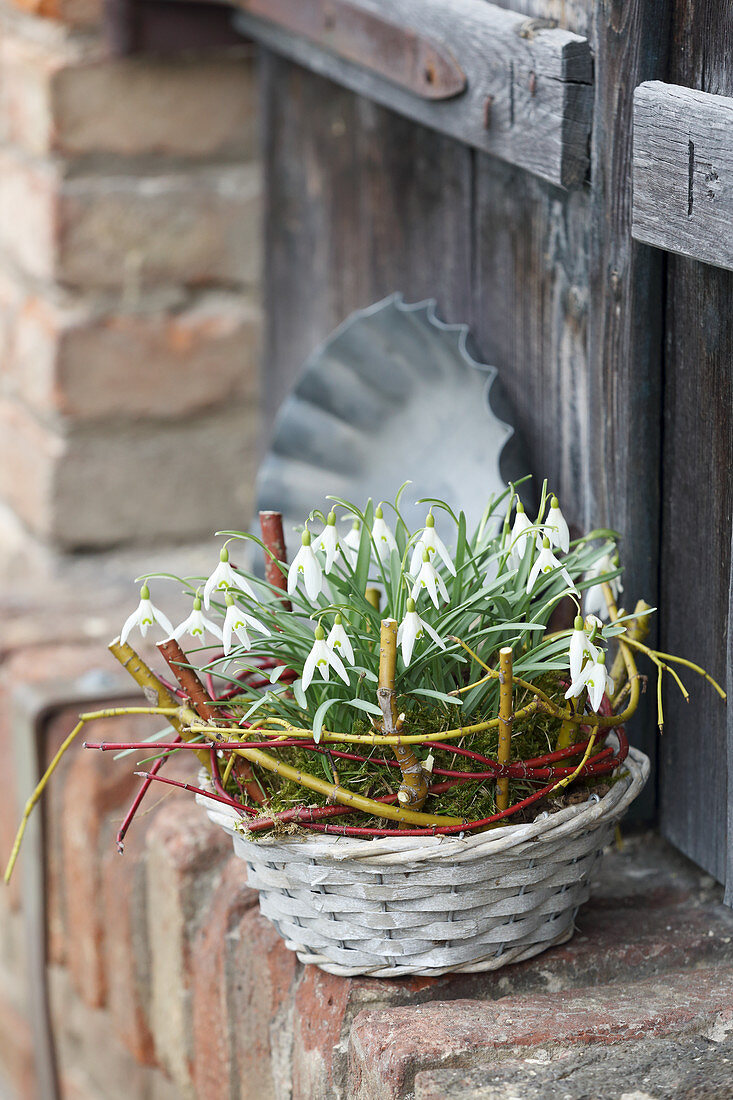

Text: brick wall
xmin=0 ymin=0 xmax=261 ymax=553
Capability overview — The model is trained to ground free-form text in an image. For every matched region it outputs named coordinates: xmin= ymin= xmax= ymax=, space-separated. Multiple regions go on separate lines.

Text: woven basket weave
xmin=197 ymin=743 xmax=649 ymax=977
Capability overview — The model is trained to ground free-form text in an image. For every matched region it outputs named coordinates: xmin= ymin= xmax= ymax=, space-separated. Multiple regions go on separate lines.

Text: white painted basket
xmin=197 ymin=744 xmax=649 ymax=978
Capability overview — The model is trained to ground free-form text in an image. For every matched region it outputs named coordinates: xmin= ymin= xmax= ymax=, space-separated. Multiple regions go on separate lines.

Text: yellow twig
xmin=4 ymin=706 xmax=179 ymax=884
xmin=496 ymin=647 xmax=513 ymax=813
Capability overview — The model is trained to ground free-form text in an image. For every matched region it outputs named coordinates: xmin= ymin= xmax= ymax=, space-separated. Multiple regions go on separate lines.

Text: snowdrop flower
xmin=327 ymin=613 xmax=354 ymax=665
xmin=120 ymin=584 xmax=174 ymax=645
xmin=342 ymin=519 xmax=362 ymax=568
xmin=302 ymin=624 xmax=350 ymax=691
xmin=412 ymin=548 xmax=450 ymax=609
xmin=222 ymin=593 xmax=270 ymax=656
xmin=410 ymin=512 xmax=456 ymax=576
xmin=584 ymin=552 xmax=624 ymax=620
xmin=203 ymin=546 xmax=256 ymax=609
xmin=287 ymin=530 xmax=323 ymax=602
xmin=509 ymin=502 xmax=534 ymax=566
xmin=313 ymin=512 xmax=340 ymax=573
xmin=527 ymin=538 xmax=578 ymax=595
xmin=543 ymin=496 xmax=570 ymax=554
xmin=565 ymin=649 xmax=613 ymax=713
xmin=372 ymin=505 xmax=398 ymax=564
xmin=397 ymin=598 xmax=446 ymax=666
xmin=172 ymin=596 xmax=223 ymax=643
xmin=568 ymin=615 xmax=599 ymax=684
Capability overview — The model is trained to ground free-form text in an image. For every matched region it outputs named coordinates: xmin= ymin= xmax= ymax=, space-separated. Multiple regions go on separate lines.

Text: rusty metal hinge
xmin=237 ymin=0 xmax=466 ymax=99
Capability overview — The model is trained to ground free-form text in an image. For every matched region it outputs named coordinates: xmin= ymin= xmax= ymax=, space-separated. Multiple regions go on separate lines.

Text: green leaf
xmin=312 ymin=697 xmax=340 ymax=745
xmin=344 ymin=698 xmax=382 ymax=717
xmin=408 ymin=688 xmax=463 ymax=707
xmin=292 ymin=679 xmax=307 ymax=710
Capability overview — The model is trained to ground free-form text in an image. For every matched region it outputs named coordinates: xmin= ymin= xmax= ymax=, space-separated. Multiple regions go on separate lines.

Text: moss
xmin=222 ymin=674 xmax=610 ymax=836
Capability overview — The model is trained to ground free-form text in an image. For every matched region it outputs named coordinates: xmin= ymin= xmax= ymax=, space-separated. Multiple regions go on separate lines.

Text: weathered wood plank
xmin=632 ymin=81 xmax=733 ymax=272
xmin=260 ymin=53 xmax=474 ymax=432
xmin=658 ymin=0 xmax=733 ymax=887
xmin=470 ymin=156 xmax=591 ymax=526
xmin=236 ymin=0 xmax=592 ymax=188
xmin=586 ymin=1 xmax=670 ymax=820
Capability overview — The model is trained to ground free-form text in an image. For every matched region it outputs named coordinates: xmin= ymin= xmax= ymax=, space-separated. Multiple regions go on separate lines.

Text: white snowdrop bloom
xmin=411 ymin=548 xmax=450 ymax=609
xmin=302 ymin=625 xmax=349 ymax=691
xmin=564 ymin=649 xmax=613 ymax=713
xmin=409 ymin=513 xmax=456 ymax=577
xmin=342 ymin=519 xmax=362 ymax=568
xmin=568 ymin=615 xmax=599 ymax=684
xmin=287 ymin=530 xmax=323 ymax=602
xmin=222 ymin=593 xmax=270 ymax=656
xmin=203 ymin=546 xmax=256 ymax=609
xmin=527 ymin=538 xmax=578 ymax=595
xmin=313 ymin=512 xmax=340 ymax=573
xmin=509 ymin=502 xmax=534 ymax=567
xmin=397 ymin=598 xmax=446 ymax=666
xmin=172 ymin=596 xmax=223 ymax=644
xmin=543 ymin=496 xmax=570 ymax=554
xmin=584 ymin=553 xmax=624 ymax=619
xmin=327 ymin=613 xmax=354 ymax=665
xmin=372 ymin=505 xmax=398 ymax=564
xmin=120 ymin=584 xmax=174 ymax=645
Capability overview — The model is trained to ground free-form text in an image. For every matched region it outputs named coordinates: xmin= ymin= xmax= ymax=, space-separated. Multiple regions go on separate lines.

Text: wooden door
xmin=126 ymin=0 xmax=731 ymax=883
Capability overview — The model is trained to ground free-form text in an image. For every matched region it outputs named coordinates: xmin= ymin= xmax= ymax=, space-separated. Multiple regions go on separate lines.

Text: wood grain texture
xmin=633 ymin=81 xmax=733 ymax=271
xmin=470 ymin=156 xmax=591 ymax=526
xmin=236 ymin=0 xmax=592 ymax=187
xmin=659 ymin=0 xmax=733 ymax=885
xmin=260 ymin=53 xmax=473 ymax=432
xmin=586 ymin=0 xmax=670 ymax=818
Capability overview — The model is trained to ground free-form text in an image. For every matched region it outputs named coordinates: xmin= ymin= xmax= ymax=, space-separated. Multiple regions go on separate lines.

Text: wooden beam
xmin=633 ymin=81 xmax=733 ymax=272
xmin=587 ymin=1 xmax=671 ymax=822
xmin=228 ymin=0 xmax=593 ymax=188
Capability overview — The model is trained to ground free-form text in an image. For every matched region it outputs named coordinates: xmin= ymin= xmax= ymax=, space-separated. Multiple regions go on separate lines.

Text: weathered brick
xmin=0 ymin=148 xmax=260 ymax=289
xmin=102 ymin=747 xmax=201 ymax=1066
xmin=0 ymin=397 xmax=259 ymax=547
xmin=0 ymin=147 xmax=57 ymax=281
xmin=145 ymin=800 xmax=231 ymax=1096
xmin=61 ymin=714 xmax=146 ymax=1007
xmin=0 ymin=992 xmax=36 ymax=1099
xmin=4 ymin=0 xmax=101 ymax=28
xmin=191 ymin=856 xmax=258 ymax=1098
xmin=2 ymin=286 xmax=260 ymax=421
xmin=49 ymin=965 xmax=181 ymax=1100
xmin=52 ymin=56 xmax=257 ymax=159
xmin=58 ymin=166 xmax=261 ymax=290
xmin=347 ymin=967 xmax=733 ymax=1100
xmin=0 ymin=29 xmax=256 ymax=159
xmin=229 ymin=906 xmax=300 ymax=1100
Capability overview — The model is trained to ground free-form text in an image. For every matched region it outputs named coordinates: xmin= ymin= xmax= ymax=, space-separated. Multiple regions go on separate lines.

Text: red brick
xmin=191 ymin=856 xmax=258 ymax=1098
xmin=61 ymin=714 xmax=147 ymax=1007
xmin=229 ymin=906 xmax=299 ymax=1100
xmin=145 ymin=800 xmax=232 ymax=1093
xmin=347 ymin=967 xmax=733 ymax=1100
xmin=2 ymin=286 xmax=260 ymax=421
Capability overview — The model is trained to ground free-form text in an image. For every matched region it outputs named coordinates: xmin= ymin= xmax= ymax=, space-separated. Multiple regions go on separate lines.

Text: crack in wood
xmin=687 ymin=138 xmax=695 ymax=217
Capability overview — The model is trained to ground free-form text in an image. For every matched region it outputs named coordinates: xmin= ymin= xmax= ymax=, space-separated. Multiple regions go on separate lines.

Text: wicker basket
xmin=197 ymin=742 xmax=649 ymax=978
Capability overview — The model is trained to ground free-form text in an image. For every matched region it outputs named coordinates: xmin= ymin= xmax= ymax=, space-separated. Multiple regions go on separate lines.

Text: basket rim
xmin=197 ymin=741 xmax=649 ymax=866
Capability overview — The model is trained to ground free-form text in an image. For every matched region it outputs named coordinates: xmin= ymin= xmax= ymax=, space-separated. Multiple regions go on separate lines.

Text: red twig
xmin=116 ymin=734 xmax=182 ymax=853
